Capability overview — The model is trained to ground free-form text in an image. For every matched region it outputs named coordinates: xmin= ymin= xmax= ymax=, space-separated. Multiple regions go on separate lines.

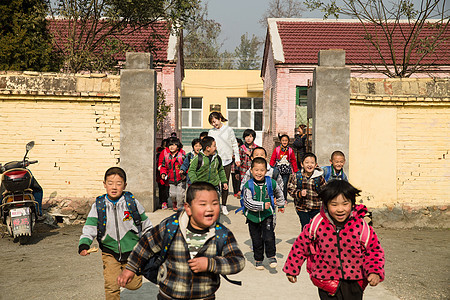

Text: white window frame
xmin=181 ymin=97 xmax=203 ymax=128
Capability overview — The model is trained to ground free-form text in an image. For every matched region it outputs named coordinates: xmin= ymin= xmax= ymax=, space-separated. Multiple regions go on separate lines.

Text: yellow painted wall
xmin=349 ymin=78 xmax=450 ymax=209
xmin=182 ymin=70 xmax=263 ymax=127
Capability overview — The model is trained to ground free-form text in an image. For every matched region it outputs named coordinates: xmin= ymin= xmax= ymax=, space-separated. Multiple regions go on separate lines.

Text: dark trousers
xmin=247 ymin=215 xmax=276 ymax=262
xmin=231 ymin=172 xmax=240 ymax=195
xmin=221 ymin=163 xmax=232 ymax=205
xmin=318 ymin=280 xmax=363 ymax=300
xmin=281 ymin=174 xmax=290 ymax=201
xmin=297 ymin=209 xmax=321 ymax=230
xmin=157 ymin=183 xmax=169 ymax=207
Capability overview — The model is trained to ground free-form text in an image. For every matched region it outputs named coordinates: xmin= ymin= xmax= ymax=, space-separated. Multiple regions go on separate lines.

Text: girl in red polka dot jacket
xmin=283 ymin=180 xmax=385 ymax=300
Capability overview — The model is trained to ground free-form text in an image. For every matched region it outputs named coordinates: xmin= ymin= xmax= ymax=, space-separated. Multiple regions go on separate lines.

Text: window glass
xmin=240 ymin=98 xmax=251 ymax=109
xmin=254 ymin=98 xmax=263 ymax=109
xmin=241 ymin=111 xmax=251 ymax=127
xmin=228 ymin=111 xmax=238 ymax=127
xmin=191 ymin=111 xmax=202 ymax=127
xmin=182 ymin=97 xmax=190 ymax=108
xmin=228 ymin=98 xmax=238 ymax=109
xmin=182 ymin=111 xmax=189 ymax=127
xmin=254 ymin=111 xmax=263 ymax=131
xmin=191 ymin=98 xmax=202 ymax=109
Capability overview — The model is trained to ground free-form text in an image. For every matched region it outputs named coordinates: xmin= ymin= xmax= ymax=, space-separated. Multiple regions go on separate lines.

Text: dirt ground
xmin=0 ymin=222 xmax=448 ymax=300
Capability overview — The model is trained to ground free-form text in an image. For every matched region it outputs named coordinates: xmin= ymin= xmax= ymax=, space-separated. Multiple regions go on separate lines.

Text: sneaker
xmin=269 ymin=257 xmax=277 ymax=268
xmin=222 ymin=206 xmax=229 ymax=215
xmin=162 ymin=202 xmax=168 ymax=210
xmin=255 ymin=261 xmax=264 ymax=270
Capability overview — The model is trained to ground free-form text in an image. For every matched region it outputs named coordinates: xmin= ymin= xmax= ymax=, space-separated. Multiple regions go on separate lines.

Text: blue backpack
xmin=96 ymin=191 xmax=142 ymax=244
xmin=236 ymin=176 xmax=275 ymax=214
xmin=138 ymin=213 xmax=241 ymax=285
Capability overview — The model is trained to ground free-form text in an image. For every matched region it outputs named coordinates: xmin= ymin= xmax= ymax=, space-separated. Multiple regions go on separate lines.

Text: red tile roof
xmin=48 ymin=19 xmax=173 ymax=62
xmin=274 ymin=20 xmax=449 ymax=66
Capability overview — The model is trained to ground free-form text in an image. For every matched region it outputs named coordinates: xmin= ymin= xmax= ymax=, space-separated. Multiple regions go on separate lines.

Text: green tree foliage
xmin=50 ymin=0 xmax=199 ymax=73
xmin=183 ymin=2 xmax=223 ymax=69
xmin=234 ymin=33 xmax=262 ymax=70
xmin=259 ymin=0 xmax=304 ymax=26
xmin=305 ymin=0 xmax=449 ymax=77
xmin=0 ymin=0 xmax=60 ymax=71
xmin=156 ymin=83 xmax=172 ymax=131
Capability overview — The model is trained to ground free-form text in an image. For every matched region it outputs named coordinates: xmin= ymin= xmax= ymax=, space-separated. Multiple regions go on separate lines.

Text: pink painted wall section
xmin=158 ymin=65 xmax=178 ymax=138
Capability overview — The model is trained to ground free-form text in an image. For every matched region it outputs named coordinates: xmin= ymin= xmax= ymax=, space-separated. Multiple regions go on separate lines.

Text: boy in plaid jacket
xmin=118 ymin=182 xmax=245 ymax=299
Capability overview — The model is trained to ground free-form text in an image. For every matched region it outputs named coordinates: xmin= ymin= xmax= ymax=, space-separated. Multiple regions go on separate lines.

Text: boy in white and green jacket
xmin=242 ymin=157 xmax=285 ymax=270
xmin=78 ymin=167 xmax=152 ymax=300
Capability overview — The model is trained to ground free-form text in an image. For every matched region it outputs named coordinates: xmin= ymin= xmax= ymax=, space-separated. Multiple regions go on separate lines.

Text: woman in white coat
xmin=208 ymin=112 xmax=241 ymax=215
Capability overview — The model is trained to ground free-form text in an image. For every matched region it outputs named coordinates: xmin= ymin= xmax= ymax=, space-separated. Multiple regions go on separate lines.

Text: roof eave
xmin=268 ymin=18 xmax=285 ymax=63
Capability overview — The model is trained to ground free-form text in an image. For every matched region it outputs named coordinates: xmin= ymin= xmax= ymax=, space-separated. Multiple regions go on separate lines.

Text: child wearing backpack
xmin=117 ymin=182 xmax=245 ymax=299
xmin=238 ymin=129 xmax=259 ymax=180
xmin=160 ymin=137 xmax=186 ymax=211
xmin=270 ymin=134 xmax=298 ymax=201
xmin=188 ymin=136 xmax=228 ymax=201
xmin=287 ymin=152 xmax=326 ymax=229
xmin=240 ymin=147 xmax=283 ymax=191
xmin=180 ymin=138 xmax=202 ymax=185
xmin=78 ymin=167 xmax=152 ymax=300
xmin=242 ymin=157 xmax=285 ymax=270
xmin=322 ymin=150 xmax=348 ymax=182
xmin=284 ymin=180 xmax=385 ymax=299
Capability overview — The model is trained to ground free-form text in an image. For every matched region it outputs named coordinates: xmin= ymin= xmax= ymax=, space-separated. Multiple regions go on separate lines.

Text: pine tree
xmin=0 ymin=0 xmax=60 ymax=71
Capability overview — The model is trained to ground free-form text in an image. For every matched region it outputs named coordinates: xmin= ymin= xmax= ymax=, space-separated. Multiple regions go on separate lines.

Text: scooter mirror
xmin=26 ymin=141 xmax=35 ymax=151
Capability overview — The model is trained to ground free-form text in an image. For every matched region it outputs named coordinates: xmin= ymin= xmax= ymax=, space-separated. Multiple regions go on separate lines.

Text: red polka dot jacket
xmin=283 ymin=205 xmax=385 ymax=284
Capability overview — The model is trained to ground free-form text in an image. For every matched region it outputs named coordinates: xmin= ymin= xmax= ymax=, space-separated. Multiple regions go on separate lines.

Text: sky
xmin=207 ymin=0 xmax=329 ymax=52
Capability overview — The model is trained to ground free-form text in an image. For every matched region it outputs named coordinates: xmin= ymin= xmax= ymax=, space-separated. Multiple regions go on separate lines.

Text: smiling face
xmin=251 ymin=148 xmax=266 ymax=159
xmin=103 ymin=174 xmax=126 ymax=201
xmin=280 ymin=136 xmax=289 ymax=147
xmin=327 ymin=194 xmax=352 ymax=226
xmin=210 ymin=117 xmax=222 ymax=129
xmin=330 ymin=155 xmax=345 ymax=172
xmin=193 ymin=142 xmax=202 ymax=155
xmin=251 ymin=162 xmax=267 ymax=181
xmin=184 ymin=190 xmax=220 ymax=230
xmin=301 ymin=156 xmax=317 ymax=175
xmin=168 ymin=143 xmax=178 ymax=154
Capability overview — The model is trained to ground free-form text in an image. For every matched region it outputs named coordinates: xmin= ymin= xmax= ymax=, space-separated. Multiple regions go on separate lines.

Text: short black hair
xmin=243 ymin=129 xmax=256 ymax=139
xmin=167 ymin=137 xmax=182 ymax=149
xmin=251 ymin=157 xmax=267 ymax=169
xmin=236 ymin=138 xmax=243 ymax=147
xmin=319 ymin=180 xmax=361 ymax=207
xmin=191 ymin=138 xmax=201 ymax=148
xmin=331 ymin=150 xmax=346 ymax=160
xmin=185 ymin=181 xmax=218 ymax=205
xmin=302 ymin=152 xmax=317 ymax=163
xmin=251 ymin=146 xmax=267 ymax=157
xmin=201 ymin=136 xmax=215 ymax=151
xmin=104 ymin=167 xmax=126 ymax=183
xmin=199 ymin=131 xmax=208 ymax=139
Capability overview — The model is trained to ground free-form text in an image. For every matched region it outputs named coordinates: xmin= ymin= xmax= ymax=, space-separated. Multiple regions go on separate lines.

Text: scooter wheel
xmin=19 ymin=235 xmax=31 ymax=245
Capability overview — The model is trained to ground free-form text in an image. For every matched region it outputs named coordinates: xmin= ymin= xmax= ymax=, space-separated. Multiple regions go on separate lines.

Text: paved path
xmin=122 ymin=196 xmax=399 ymax=299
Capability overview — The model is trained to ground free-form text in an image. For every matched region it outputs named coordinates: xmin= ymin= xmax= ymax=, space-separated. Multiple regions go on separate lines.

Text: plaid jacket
xmin=126 ymin=211 xmax=245 ymax=299
xmin=287 ymin=168 xmax=326 ymax=212
xmin=237 ymin=144 xmax=258 ymax=177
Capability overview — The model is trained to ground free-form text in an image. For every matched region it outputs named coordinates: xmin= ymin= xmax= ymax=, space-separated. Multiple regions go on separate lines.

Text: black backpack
xmin=96 ymin=191 xmax=142 ymax=243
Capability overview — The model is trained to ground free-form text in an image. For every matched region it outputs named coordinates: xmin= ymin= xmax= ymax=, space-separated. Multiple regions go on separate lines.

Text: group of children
xmin=79 ymin=130 xmax=385 ymax=299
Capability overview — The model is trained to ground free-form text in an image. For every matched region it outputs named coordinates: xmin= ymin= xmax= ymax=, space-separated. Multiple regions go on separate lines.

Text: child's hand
xmin=265 ymin=202 xmax=271 ymax=209
xmin=79 ymin=250 xmax=89 ymax=256
xmin=235 ymin=161 xmax=241 ymax=167
xmin=274 ymin=197 xmax=277 ymax=205
xmin=367 ymin=273 xmax=381 ymax=286
xmin=117 ymin=269 xmax=136 ymax=287
xmin=235 ymin=174 xmax=240 ymax=180
xmin=188 ymin=257 xmax=209 ymax=273
xmin=286 ymin=274 xmax=297 ymax=283
xmin=278 ymin=207 xmax=285 ymax=213
xmin=301 ymin=189 xmax=307 ymax=197
xmin=161 ymin=174 xmax=166 ymax=180
xmin=223 ymin=183 xmax=228 ymax=190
